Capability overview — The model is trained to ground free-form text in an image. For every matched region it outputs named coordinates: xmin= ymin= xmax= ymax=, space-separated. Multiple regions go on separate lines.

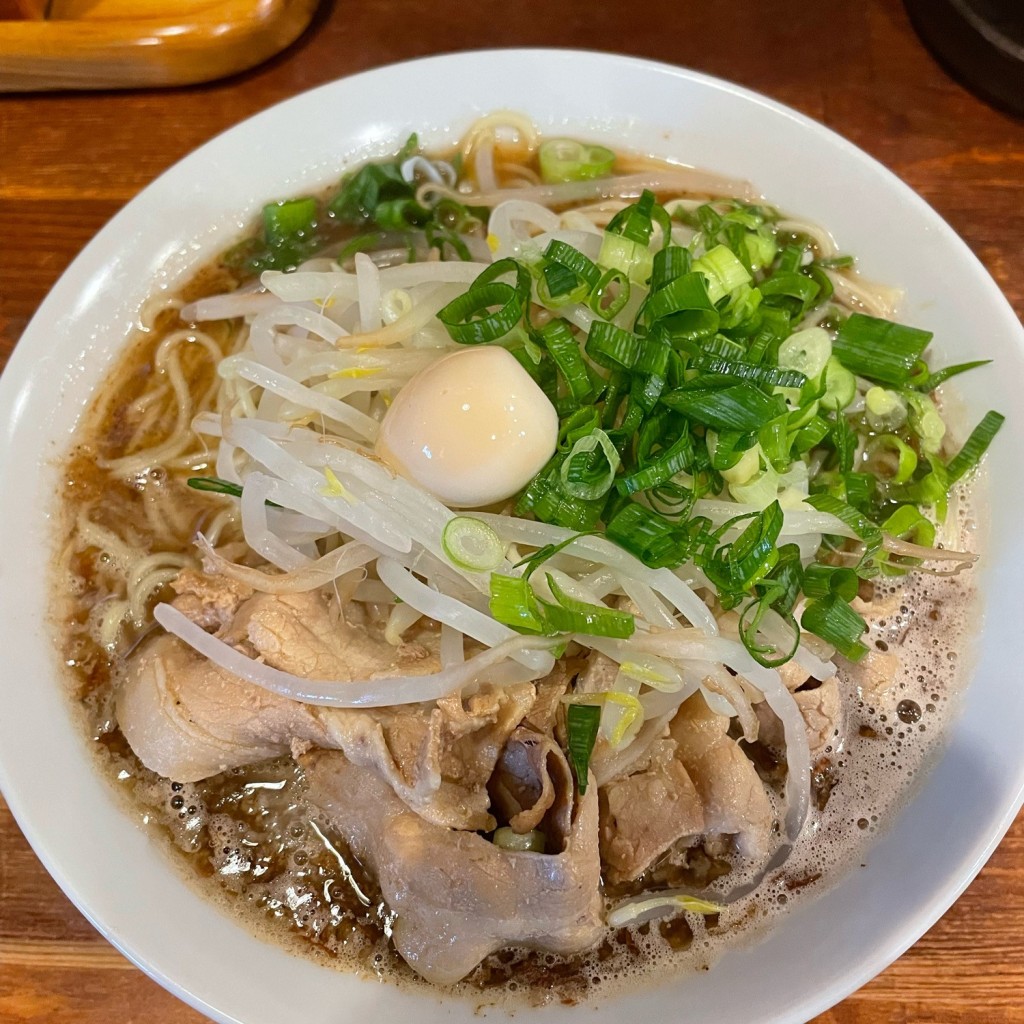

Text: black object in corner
xmin=904 ymin=0 xmax=1024 ymax=117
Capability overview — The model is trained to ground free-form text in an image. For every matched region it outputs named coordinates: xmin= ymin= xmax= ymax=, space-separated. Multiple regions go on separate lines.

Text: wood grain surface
xmin=1 ymin=1 xmax=1023 ymax=1021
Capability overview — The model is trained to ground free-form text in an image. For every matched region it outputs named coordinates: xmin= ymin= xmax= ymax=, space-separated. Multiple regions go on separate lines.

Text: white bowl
xmin=1 ymin=49 xmax=1022 ymax=1024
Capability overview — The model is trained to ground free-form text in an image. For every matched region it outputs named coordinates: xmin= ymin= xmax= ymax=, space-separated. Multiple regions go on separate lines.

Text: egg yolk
xmin=375 ymin=346 xmax=558 ymax=508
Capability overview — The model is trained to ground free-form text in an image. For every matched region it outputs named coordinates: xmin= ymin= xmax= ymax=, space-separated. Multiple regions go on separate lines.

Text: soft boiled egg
xmin=375 ymin=346 xmax=558 ymax=508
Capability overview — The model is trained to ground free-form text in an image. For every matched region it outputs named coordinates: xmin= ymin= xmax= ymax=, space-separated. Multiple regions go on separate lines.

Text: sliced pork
xmin=522 ymin=658 xmax=573 ymax=733
xmin=488 ymin=726 xmax=573 ymax=844
xmin=118 ymin=592 xmax=536 ymax=829
xmin=670 ymin=693 xmax=774 ymax=859
xmin=171 ymin=567 xmax=254 ymax=631
xmin=793 ymin=677 xmax=842 ymax=757
xmin=599 ymin=750 xmax=704 ymax=883
xmin=220 ymin=588 xmax=439 ymax=681
xmin=303 ymin=750 xmax=604 ymax=985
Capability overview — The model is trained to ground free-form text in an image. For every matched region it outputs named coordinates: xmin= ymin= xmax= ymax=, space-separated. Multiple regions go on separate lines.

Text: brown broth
xmin=52 ymin=139 xmax=983 ymax=1007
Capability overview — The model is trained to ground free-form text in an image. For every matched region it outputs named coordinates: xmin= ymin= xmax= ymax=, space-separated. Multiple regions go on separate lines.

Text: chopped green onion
xmin=842 ymin=471 xmax=875 ymax=510
xmin=725 ymin=500 xmax=784 ymax=589
xmin=538 ymin=138 xmax=615 ymax=183
xmin=785 ymin=396 xmax=820 ymax=431
xmin=792 ymin=415 xmax=830 ymax=454
xmin=642 ymin=271 xmax=717 ymax=329
xmin=718 ymin=282 xmax=763 ymax=330
xmin=474 ymin=256 xmax=532 ymax=298
xmin=692 ymin=244 xmax=752 ymax=303
xmin=263 ymin=197 xmax=317 ymax=247
xmin=605 ymin=189 xmax=658 ymax=246
xmin=598 ymin=231 xmax=653 ymax=284
xmin=566 ymin=703 xmax=602 ymax=794
xmin=187 ymin=476 xmax=285 ymax=509
xmin=829 ymin=413 xmax=857 ymax=473
xmin=904 ymin=393 xmax=946 ymax=454
xmin=539 ymin=241 xmax=600 ymax=307
xmin=720 ymin=441 xmax=760 ymax=483
xmin=865 ymin=434 xmax=917 ymax=484
xmin=516 ymin=457 xmax=605 ymax=530
xmin=651 ymin=245 xmax=691 ymax=290
xmin=660 ymin=311 xmax=721 ymax=345
xmin=374 ymin=197 xmax=431 ymax=231
xmin=802 ymin=264 xmax=834 ymax=306
xmin=833 ymin=313 xmax=932 ymax=386
xmin=616 ymin=432 xmax=695 ymax=496
xmin=879 ymin=505 xmax=937 ymax=575
xmin=945 ymin=410 xmax=1004 ymax=483
xmin=511 ymin=341 xmax=557 ymax=398
xmin=759 ymin=271 xmax=820 ymax=317
xmin=802 ymin=563 xmax=859 ymax=601
xmin=544 ymin=239 xmax=602 ymax=289
xmin=492 ymin=827 xmax=546 ymax=853
xmin=316 ymin=140 xmax=487 ymax=264
xmin=864 ymin=387 xmax=908 ymax=432
xmin=707 ymin=426 xmax=750 ymax=465
xmin=330 ymin=149 xmax=417 ymax=224
xmin=743 ymin=230 xmax=777 ymax=272
xmin=804 ymin=493 xmax=883 ymax=560
xmin=778 ymin=327 xmax=832 ymax=380
xmin=775 ymin=243 xmax=806 ymax=274
xmin=801 ymin=594 xmax=869 ymax=661
xmin=909 ymin=359 xmax=991 ymax=393
xmin=692 ymin=353 xmax=807 ymax=389
xmin=187 ymin=476 xmax=244 ymax=499
xmin=690 ymin=334 xmax=747 ymax=362
xmin=558 ymin=405 xmax=601 ymax=448
xmin=708 ymin=428 xmax=753 ymax=471
xmin=539 ymin=260 xmax=588 ymax=306
xmin=739 ymin=593 xmax=800 ymax=667
xmin=635 ymin=328 xmax=673 ymax=378
xmin=606 ymin=502 xmax=701 ymax=569
xmin=223 ymin=196 xmax=325 ymax=272
xmin=489 ymin=574 xmax=546 ymax=634
xmin=538 ymin=319 xmax=595 ymax=404
xmin=513 ymin=531 xmax=596 ymax=580
xmin=661 ymin=380 xmax=785 ymax=432
xmin=559 ymin=429 xmax=621 ymax=500
xmin=438 ymin=281 xmax=523 ymax=344
xmin=441 ymin=516 xmax=506 ymax=572
xmin=540 ymin=573 xmax=635 ymax=638
xmin=899 ymin=453 xmax=950 ymax=520
xmin=600 ymin=370 xmax=629 ymax=430
xmin=488 ymin=568 xmax=635 ymax=647
xmin=760 ymin=542 xmax=804 ymax=617
xmin=745 ymin=307 xmax=792 ymax=364
xmin=818 ymin=254 xmax=855 ymax=270
xmin=585 ymin=321 xmax=643 ymax=371
xmin=588 ymin=267 xmax=630 ymax=320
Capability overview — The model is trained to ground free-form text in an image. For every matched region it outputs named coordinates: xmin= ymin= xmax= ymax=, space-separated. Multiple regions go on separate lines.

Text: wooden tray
xmin=0 ymin=0 xmax=321 ymax=91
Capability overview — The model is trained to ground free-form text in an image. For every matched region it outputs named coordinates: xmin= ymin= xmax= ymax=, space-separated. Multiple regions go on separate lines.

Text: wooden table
xmin=1 ymin=1 xmax=1023 ymax=1020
